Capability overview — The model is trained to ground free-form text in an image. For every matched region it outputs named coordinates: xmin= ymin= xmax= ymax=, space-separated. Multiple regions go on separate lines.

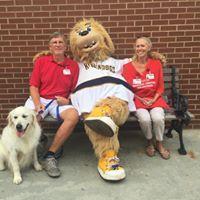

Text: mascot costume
xmin=69 ymin=18 xmax=136 ymax=181
xmin=34 ymin=18 xmax=165 ymax=181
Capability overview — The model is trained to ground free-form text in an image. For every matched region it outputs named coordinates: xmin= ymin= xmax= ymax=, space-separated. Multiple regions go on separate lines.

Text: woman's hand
xmin=55 ymin=96 xmax=70 ymax=106
xmin=141 ymin=98 xmax=155 ymax=106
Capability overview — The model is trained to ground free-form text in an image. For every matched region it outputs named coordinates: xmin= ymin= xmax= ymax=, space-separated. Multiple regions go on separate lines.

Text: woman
xmin=122 ymin=37 xmax=170 ymax=159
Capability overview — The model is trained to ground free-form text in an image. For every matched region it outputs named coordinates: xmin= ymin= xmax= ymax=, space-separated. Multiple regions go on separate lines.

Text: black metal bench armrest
xmin=173 ymin=93 xmax=191 ymax=124
xmin=173 ymin=93 xmax=188 ymax=114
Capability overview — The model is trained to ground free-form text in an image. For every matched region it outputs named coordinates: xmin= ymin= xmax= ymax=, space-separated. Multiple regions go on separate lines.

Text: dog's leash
xmin=38 ymin=99 xmax=55 ymax=115
xmin=38 ymin=98 xmax=62 ymax=121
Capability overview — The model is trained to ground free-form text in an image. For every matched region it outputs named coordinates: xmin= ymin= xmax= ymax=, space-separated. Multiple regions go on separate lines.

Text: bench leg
xmin=165 ymin=126 xmax=173 ymax=138
xmin=173 ymin=120 xmax=187 ymax=155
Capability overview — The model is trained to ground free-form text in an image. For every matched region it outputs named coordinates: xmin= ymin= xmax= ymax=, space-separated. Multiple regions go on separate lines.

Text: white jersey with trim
xmin=77 ymin=57 xmax=130 ymax=86
xmin=71 ymin=57 xmax=136 ymax=115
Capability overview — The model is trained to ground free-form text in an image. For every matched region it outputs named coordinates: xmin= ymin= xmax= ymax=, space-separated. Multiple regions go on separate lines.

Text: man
xmin=25 ymin=32 xmax=79 ymax=178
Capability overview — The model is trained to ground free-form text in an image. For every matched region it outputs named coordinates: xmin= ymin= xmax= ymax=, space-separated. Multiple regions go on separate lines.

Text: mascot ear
xmin=95 ymin=21 xmax=115 ymax=54
xmin=33 ymin=50 xmax=52 ymax=62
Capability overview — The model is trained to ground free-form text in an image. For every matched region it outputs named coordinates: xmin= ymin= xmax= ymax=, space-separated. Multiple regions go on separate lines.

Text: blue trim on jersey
xmin=73 ymin=76 xmax=133 ymax=93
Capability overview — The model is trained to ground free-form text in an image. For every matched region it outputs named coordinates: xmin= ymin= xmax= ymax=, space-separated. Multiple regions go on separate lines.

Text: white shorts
xmin=24 ymin=96 xmax=74 ymax=120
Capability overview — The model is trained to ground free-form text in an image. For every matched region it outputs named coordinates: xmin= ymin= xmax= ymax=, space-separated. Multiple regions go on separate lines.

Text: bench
xmin=43 ymin=65 xmax=194 ymax=155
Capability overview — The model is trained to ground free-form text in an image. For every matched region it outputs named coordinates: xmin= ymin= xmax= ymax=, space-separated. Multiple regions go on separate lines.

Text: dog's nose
xmin=16 ymin=124 xmax=23 ymax=131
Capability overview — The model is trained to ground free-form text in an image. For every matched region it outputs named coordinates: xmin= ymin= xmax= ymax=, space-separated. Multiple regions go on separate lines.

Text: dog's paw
xmin=34 ymin=163 xmax=43 ymax=171
xmin=13 ymin=176 xmax=22 ymax=185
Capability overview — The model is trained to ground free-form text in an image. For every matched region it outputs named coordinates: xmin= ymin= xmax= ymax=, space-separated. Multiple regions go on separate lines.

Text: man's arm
xmin=30 ymin=85 xmax=45 ymax=112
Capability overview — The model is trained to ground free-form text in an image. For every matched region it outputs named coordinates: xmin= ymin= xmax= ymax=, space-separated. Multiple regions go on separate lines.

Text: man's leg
xmin=43 ymin=108 xmax=79 ymax=178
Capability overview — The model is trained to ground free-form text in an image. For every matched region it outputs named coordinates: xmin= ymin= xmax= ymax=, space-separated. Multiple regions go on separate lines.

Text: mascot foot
xmin=85 ymin=105 xmax=118 ymax=137
xmin=98 ymin=150 xmax=125 ymax=181
xmin=85 ymin=116 xmax=118 ymax=137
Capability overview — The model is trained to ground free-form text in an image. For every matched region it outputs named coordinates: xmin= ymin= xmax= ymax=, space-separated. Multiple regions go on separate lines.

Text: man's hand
xmin=35 ymin=103 xmax=45 ymax=114
xmin=55 ymin=96 xmax=70 ymax=106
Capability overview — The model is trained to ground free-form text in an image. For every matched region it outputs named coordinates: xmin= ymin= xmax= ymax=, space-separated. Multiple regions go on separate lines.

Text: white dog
xmin=0 ymin=106 xmax=42 ymax=184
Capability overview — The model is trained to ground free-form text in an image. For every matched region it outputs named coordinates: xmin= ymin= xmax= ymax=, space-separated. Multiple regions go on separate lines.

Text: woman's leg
xmin=135 ymin=108 xmax=155 ymax=156
xmin=150 ymin=107 xmax=170 ymax=159
xmin=135 ymin=108 xmax=152 ymax=140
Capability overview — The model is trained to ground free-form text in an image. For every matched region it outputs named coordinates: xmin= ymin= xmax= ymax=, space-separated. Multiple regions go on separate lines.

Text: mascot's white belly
xmin=71 ymin=57 xmax=136 ymax=114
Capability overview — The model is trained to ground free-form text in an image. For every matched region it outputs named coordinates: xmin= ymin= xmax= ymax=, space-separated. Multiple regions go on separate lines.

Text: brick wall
xmin=0 ymin=0 xmax=200 ymax=131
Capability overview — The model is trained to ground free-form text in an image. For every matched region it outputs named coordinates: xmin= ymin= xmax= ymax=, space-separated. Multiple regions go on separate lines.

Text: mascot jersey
xmin=70 ymin=57 xmax=136 ymax=115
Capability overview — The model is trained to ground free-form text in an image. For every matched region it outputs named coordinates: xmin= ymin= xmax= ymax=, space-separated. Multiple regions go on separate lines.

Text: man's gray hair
xmin=48 ymin=31 xmax=67 ymax=44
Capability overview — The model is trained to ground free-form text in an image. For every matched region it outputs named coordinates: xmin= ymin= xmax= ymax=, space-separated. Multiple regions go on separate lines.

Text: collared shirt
xmin=122 ymin=58 xmax=169 ymax=109
xmin=30 ymin=55 xmax=79 ymax=99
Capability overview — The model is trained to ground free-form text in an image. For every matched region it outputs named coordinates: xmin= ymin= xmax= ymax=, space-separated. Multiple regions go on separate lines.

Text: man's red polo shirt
xmin=30 ymin=55 xmax=79 ymax=99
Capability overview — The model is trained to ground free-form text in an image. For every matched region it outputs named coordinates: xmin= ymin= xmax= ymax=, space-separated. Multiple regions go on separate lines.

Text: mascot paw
xmin=84 ymin=116 xmax=118 ymax=137
xmin=98 ymin=150 xmax=125 ymax=181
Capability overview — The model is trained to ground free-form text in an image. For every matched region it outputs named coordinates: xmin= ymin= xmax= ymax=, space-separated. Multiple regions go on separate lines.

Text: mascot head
xmin=70 ymin=18 xmax=115 ymax=64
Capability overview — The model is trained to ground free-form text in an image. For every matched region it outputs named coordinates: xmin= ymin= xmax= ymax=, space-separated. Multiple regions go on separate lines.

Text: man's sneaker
xmin=43 ymin=157 xmax=61 ymax=178
xmin=98 ymin=150 xmax=126 ymax=181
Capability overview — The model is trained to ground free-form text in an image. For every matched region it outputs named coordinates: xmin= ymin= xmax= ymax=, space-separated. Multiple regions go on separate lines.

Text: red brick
xmin=1 ymin=24 xmax=17 ymax=29
xmin=15 ymin=0 xmax=32 ymax=5
xmin=152 ymin=20 xmax=168 ymax=25
xmin=187 ymin=7 xmax=200 ymax=12
xmin=152 ymin=8 xmax=169 ymax=14
xmin=0 ymin=0 xmax=13 ymax=6
xmin=33 ymin=12 xmax=50 ymax=17
xmin=93 ymin=4 xmax=109 ymax=9
xmin=144 ymin=2 xmax=160 ymax=8
xmin=75 ymin=4 xmax=92 ymax=10
xmin=16 ymin=12 xmax=33 ymax=17
xmin=135 ymin=8 xmax=151 ymax=14
xmin=68 ymin=0 xmax=83 ymax=3
xmin=7 ymin=6 xmax=23 ymax=11
xmin=127 ymin=3 xmax=143 ymax=9
xmin=32 ymin=0 xmax=49 ymax=5
xmin=161 ymin=2 xmax=177 ymax=7
xmin=25 ymin=6 xmax=41 ymax=11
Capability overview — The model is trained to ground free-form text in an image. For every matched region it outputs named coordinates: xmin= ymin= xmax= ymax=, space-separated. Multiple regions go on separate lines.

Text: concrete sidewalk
xmin=0 ymin=129 xmax=200 ymax=200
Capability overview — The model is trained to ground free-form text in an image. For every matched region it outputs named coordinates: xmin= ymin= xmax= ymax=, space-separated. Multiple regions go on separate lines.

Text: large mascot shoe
xmin=84 ymin=106 xmax=118 ymax=137
xmin=98 ymin=150 xmax=126 ymax=181
xmin=85 ymin=116 xmax=118 ymax=137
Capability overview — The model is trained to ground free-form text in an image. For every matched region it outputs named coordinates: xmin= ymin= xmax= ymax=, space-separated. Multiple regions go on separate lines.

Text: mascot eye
xmin=87 ymin=27 xmax=91 ymax=32
xmin=22 ymin=115 xmax=27 ymax=118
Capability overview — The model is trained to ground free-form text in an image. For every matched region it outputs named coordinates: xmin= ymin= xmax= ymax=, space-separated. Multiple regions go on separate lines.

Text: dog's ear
xmin=31 ymin=110 xmax=38 ymax=126
xmin=7 ymin=112 xmax=13 ymax=127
